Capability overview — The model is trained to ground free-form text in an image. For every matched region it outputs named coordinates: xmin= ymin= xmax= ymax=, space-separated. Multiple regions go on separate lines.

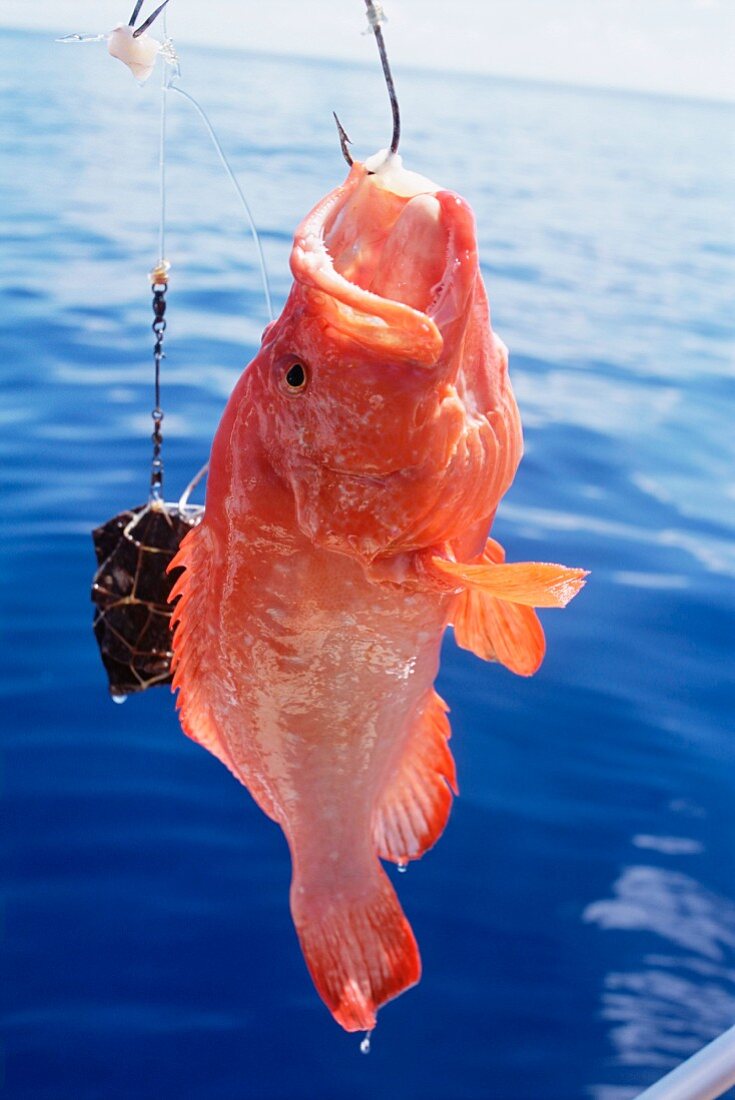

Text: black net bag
xmin=91 ymin=499 xmax=203 ymax=699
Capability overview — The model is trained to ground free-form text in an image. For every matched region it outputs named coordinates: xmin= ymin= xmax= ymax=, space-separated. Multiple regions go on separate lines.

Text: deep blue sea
xmin=1 ymin=27 xmax=734 ymax=1100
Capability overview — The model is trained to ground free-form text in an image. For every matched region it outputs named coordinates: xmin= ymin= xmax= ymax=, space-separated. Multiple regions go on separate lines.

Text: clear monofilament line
xmin=149 ymin=8 xmax=274 ymax=506
xmin=158 ymin=10 xmax=168 ymax=265
xmin=148 ymin=19 xmax=169 ymax=502
xmin=166 ymin=80 xmax=274 ymax=322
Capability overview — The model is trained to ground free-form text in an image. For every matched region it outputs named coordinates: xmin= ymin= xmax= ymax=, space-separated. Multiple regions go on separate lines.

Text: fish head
xmin=254 ymin=152 xmax=521 ymax=560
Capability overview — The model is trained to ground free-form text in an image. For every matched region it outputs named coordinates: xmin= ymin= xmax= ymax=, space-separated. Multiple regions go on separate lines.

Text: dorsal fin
xmin=168 ymin=525 xmax=238 ymax=775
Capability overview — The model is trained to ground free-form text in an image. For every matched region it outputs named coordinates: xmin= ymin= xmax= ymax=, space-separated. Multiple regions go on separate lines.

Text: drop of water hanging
xmin=397 ymin=861 xmax=407 ymax=873
xmin=360 ymin=1031 xmax=372 ymax=1055
xmin=111 ymin=694 xmax=128 ymax=704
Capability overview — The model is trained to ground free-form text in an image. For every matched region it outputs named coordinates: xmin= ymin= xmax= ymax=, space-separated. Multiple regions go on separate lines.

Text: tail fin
xmin=291 ymin=861 xmax=420 ymax=1032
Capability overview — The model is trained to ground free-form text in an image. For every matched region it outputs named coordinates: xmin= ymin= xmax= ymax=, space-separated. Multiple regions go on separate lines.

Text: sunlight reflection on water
xmin=586 ymin=853 xmax=735 ymax=1095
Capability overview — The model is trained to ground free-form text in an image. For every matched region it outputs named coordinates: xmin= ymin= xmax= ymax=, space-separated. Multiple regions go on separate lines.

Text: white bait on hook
xmin=57 ymin=25 xmax=164 ymax=84
xmin=107 ymin=24 xmax=162 ymax=84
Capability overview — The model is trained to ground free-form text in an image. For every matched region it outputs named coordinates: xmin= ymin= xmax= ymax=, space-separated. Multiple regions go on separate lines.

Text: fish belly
xmin=171 ymin=515 xmax=452 ymax=1030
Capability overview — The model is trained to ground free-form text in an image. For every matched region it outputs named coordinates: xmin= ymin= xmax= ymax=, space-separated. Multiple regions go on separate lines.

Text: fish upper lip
xmin=289 ymin=165 xmax=444 ymax=367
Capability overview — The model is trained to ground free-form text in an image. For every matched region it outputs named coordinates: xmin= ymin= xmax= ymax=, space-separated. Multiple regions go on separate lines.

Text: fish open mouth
xmin=290 ymin=151 xmax=479 ymax=368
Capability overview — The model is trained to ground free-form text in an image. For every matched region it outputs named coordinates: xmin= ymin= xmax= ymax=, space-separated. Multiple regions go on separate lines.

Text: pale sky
xmin=1 ymin=0 xmax=733 ymax=102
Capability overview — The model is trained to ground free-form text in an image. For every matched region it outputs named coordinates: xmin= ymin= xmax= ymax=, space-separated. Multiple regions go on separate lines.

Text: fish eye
xmin=284 ymin=362 xmax=307 ymax=392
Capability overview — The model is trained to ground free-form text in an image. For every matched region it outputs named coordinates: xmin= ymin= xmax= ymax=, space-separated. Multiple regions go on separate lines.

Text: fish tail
xmin=290 ymin=860 xmax=420 ymax=1032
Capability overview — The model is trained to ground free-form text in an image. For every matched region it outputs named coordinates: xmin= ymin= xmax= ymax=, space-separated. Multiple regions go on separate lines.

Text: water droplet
xmin=397 ymin=861 xmax=408 ymax=874
xmin=360 ymin=1031 xmax=372 ymax=1055
xmin=111 ymin=694 xmax=127 ymax=704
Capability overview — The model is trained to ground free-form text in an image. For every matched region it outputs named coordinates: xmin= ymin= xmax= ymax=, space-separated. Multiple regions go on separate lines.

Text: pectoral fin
xmin=453 ymin=589 xmax=546 ymax=676
xmin=438 ymin=540 xmax=587 ymax=676
xmin=434 ymin=555 xmax=588 ymax=608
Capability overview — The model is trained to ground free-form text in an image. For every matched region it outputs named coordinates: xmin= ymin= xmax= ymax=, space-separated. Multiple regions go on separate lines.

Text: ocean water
xmin=1 ymin=27 xmax=734 ymax=1100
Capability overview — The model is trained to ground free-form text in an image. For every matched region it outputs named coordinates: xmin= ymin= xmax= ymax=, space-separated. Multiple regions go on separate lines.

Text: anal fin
xmin=373 ymin=691 xmax=457 ymax=865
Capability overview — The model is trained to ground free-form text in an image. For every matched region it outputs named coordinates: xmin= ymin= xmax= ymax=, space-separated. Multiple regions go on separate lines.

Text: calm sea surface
xmin=1 ymin=28 xmax=734 ymax=1100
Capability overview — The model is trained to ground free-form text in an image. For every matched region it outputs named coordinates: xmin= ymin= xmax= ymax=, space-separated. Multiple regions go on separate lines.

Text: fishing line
xmin=78 ymin=0 xmax=276 ymax=699
xmin=158 ymin=0 xmax=272 ymax=320
xmin=147 ymin=2 xmax=276 ymax=502
xmin=335 ymin=1 xmax=400 ymax=166
xmin=166 ymin=80 xmax=274 ymax=322
xmin=147 ymin=8 xmax=170 ymax=503
xmin=155 ymin=6 xmax=275 ymax=508
xmin=61 ymin=4 xmax=274 ymax=507
xmin=178 ymin=460 xmax=209 ymax=513
xmin=158 ymin=23 xmax=168 ymax=269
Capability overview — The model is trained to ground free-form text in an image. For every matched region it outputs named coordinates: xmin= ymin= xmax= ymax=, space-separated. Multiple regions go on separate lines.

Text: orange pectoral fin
xmin=440 ymin=541 xmax=587 ymax=676
xmin=434 ymin=556 xmax=588 ymax=608
xmin=453 ymin=588 xmax=546 ymax=676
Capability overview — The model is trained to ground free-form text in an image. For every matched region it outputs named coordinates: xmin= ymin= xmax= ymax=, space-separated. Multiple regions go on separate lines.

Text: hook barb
xmin=132 ymin=0 xmax=170 ymax=38
xmin=333 ymin=112 xmax=354 ymax=167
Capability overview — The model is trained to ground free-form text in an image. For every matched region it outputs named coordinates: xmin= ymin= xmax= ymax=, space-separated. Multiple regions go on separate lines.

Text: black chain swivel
xmin=149 ymin=277 xmax=168 ymax=499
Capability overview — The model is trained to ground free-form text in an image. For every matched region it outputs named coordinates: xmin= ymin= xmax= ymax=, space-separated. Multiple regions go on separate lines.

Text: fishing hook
xmin=133 ymin=0 xmax=170 ymax=39
xmin=365 ymin=1 xmax=400 ymax=157
xmin=128 ymin=0 xmax=145 ymax=27
xmin=333 ymin=112 xmax=354 ymax=167
xmin=333 ymin=1 xmax=401 ymax=167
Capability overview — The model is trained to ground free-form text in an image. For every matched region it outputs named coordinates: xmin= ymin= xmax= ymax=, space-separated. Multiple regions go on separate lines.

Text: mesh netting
xmin=91 ymin=500 xmax=202 ymax=697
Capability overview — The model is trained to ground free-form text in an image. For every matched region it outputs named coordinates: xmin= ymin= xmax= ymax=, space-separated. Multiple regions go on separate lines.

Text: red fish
xmin=168 ymin=150 xmax=586 ymax=1032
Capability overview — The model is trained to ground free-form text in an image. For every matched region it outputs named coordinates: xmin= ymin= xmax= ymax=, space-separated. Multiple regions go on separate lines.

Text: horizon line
xmin=2 ymin=23 xmax=733 ymax=109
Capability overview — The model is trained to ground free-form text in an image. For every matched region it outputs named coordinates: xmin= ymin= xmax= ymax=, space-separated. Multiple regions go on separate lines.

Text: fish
xmin=168 ymin=148 xmax=587 ymax=1033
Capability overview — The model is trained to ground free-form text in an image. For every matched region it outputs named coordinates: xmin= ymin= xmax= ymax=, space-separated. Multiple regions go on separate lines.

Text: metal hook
xmin=364 ymin=0 xmax=400 ymax=156
xmin=332 ymin=1 xmax=401 ymax=166
xmin=132 ymin=0 xmax=170 ymax=38
xmin=333 ymin=112 xmax=354 ymax=167
xmin=128 ymin=0 xmax=146 ymax=27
